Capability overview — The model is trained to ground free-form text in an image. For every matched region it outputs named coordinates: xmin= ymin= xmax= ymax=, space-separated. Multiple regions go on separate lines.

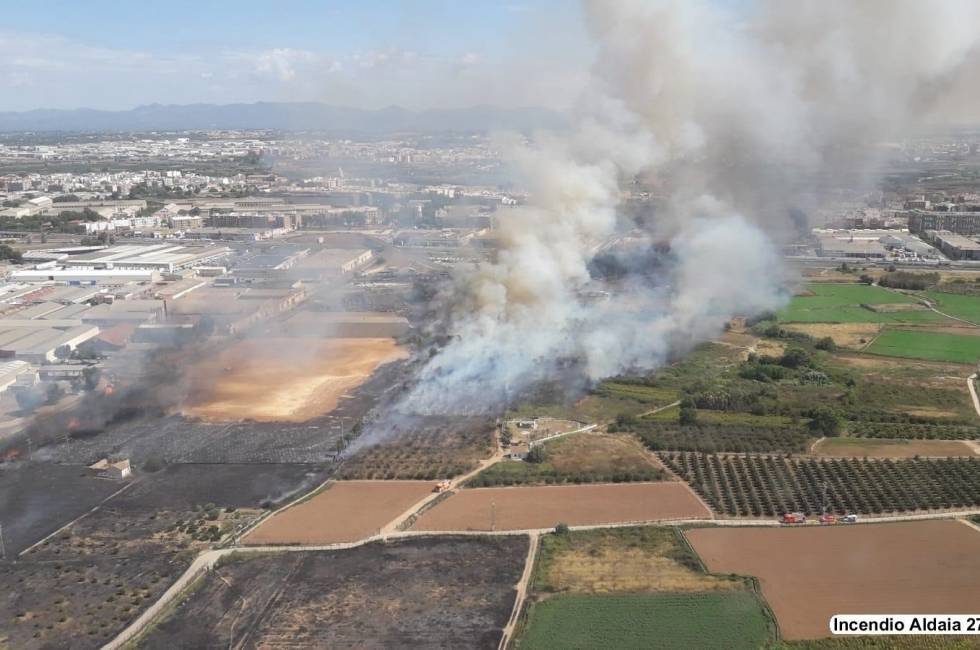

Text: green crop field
xmin=866 ymin=329 xmax=980 ymax=364
xmin=779 ymin=284 xmax=945 ymax=324
xmin=519 ymin=591 xmax=770 ymax=650
xmin=924 ymin=290 xmax=980 ymax=324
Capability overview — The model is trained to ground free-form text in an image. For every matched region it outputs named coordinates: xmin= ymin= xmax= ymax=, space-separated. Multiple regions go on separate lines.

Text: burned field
xmin=0 ymin=461 xmax=126 ymax=556
xmin=138 ymin=536 xmax=528 ymax=649
xmin=336 ymin=415 xmax=496 ymax=480
xmin=0 ymin=463 xmax=325 ymax=650
xmin=686 ymin=520 xmax=980 ymax=640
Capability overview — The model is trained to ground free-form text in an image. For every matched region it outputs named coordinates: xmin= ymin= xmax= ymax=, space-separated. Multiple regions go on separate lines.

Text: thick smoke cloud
xmin=384 ymin=0 xmax=980 ymax=418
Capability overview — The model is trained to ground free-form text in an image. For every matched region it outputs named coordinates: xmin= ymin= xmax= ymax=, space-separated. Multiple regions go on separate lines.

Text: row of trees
xmin=661 ymin=452 xmax=980 ymax=516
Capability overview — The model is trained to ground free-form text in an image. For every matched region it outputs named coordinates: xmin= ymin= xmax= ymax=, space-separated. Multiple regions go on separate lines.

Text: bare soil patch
xmin=811 ymin=437 xmax=979 ymax=458
xmin=412 ymin=482 xmax=710 ymax=532
xmin=181 ymin=337 xmax=407 ymax=422
xmin=686 ymin=520 xmax=980 ymax=640
xmin=243 ymin=480 xmax=434 ymax=544
xmin=782 ymin=323 xmax=881 ymax=349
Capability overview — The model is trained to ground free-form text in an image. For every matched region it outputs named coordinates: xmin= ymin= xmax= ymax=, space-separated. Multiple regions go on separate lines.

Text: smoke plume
xmin=390 ymin=0 xmax=980 ymax=416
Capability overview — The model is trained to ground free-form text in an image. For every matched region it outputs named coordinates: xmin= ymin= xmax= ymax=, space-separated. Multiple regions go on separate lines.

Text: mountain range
xmin=0 ymin=102 xmax=566 ymax=134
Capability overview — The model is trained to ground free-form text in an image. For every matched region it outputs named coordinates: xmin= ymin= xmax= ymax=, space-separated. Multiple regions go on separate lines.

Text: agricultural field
xmin=517 ymin=526 xmax=770 ymax=649
xmin=631 ymin=420 xmax=810 ymax=454
xmin=531 ymin=526 xmax=741 ymax=595
xmin=924 ymin=290 xmax=980 ymax=324
xmin=782 ymin=637 xmax=980 ymax=649
xmin=469 ymin=432 xmax=665 ymax=486
xmin=686 ymin=520 xmax=980 ymax=640
xmin=847 ymin=421 xmax=980 ymax=440
xmin=811 ymin=437 xmax=979 ymax=458
xmin=411 ymin=482 xmax=710 ymax=531
xmin=867 ymin=329 xmax=980 ymax=364
xmin=519 ymin=592 xmax=770 ymax=650
xmin=660 ymin=452 xmax=980 ymax=516
xmin=243 ymin=480 xmax=434 ymax=544
xmin=825 ymin=354 xmax=978 ymax=424
xmin=137 ymin=536 xmax=528 ymax=649
xmin=336 ymin=415 xmax=495 ymax=480
xmin=778 ymin=284 xmax=945 ymax=324
xmin=781 ymin=322 xmax=881 ymax=349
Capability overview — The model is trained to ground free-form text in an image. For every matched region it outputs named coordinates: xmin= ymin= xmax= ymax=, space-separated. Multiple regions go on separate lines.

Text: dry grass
xmin=535 ymin=527 xmax=742 ymax=595
xmin=548 ymin=433 xmax=664 ymax=475
xmin=782 ymin=323 xmax=881 ymax=349
xmin=811 ymin=437 xmax=979 ymax=458
xmin=181 ymin=337 xmax=407 ymax=422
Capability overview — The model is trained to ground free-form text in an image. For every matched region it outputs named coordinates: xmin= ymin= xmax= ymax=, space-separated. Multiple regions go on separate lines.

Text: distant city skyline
xmin=0 ymin=0 xmax=592 ymax=112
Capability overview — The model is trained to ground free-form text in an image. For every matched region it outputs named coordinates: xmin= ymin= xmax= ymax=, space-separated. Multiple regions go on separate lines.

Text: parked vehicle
xmin=781 ymin=512 xmax=806 ymax=524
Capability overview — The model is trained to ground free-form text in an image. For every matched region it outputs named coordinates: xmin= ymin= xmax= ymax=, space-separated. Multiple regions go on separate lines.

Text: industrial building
xmin=923 ymin=231 xmax=980 ymax=260
xmin=0 ymin=323 xmax=100 ymax=362
xmin=10 ymin=268 xmax=159 ymax=284
xmin=815 ymin=233 xmax=887 ymax=258
xmin=907 ymin=210 xmax=980 ymax=235
xmin=58 ymin=243 xmax=231 ymax=273
xmin=283 ymin=311 xmax=411 ymax=338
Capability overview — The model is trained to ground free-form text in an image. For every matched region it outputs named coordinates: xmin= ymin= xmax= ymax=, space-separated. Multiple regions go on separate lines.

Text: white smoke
xmin=385 ymin=0 xmax=980 ymax=417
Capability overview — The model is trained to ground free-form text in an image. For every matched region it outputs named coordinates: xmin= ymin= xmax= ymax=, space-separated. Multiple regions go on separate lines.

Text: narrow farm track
xmin=968 ymin=373 xmax=980 ymax=418
xmin=499 ymin=532 xmax=539 ymax=650
xmin=102 ymin=507 xmax=980 ymax=650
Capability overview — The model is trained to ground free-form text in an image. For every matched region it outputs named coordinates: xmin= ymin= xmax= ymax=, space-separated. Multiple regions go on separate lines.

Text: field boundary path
xmin=380 ymin=446 xmax=506 ymax=534
xmin=528 ymin=422 xmax=597 ymax=446
xmin=104 ymin=549 xmax=224 ymax=650
xmin=968 ymin=373 xmax=980 ymax=418
xmin=960 ymin=518 xmax=980 ymax=535
xmin=499 ymin=532 xmax=539 ymax=650
xmin=637 ymin=399 xmax=682 ymax=419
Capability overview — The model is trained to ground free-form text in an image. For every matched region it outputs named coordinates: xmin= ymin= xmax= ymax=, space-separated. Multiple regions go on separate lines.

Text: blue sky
xmin=0 ymin=1 xmax=592 ymax=111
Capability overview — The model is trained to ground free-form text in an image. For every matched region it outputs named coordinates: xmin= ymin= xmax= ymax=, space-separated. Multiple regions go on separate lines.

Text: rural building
xmin=88 ymin=458 xmax=132 ymax=479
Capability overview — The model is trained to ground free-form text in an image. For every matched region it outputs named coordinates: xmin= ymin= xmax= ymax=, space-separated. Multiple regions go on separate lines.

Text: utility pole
xmin=490 ymin=500 xmax=496 ymax=532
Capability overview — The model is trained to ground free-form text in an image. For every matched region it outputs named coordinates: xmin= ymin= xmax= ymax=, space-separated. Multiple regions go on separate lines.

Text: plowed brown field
xmin=686 ymin=520 xmax=980 ymax=640
xmin=243 ymin=480 xmax=433 ymax=544
xmin=182 ymin=337 xmax=407 ymax=422
xmin=411 ymin=482 xmax=710 ymax=532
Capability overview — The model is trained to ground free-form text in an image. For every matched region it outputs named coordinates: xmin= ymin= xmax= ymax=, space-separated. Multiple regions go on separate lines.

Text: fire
xmin=67 ymin=417 xmax=81 ymax=431
xmin=104 ymin=383 xmax=115 ymax=396
xmin=1 ymin=448 xmax=22 ymax=461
